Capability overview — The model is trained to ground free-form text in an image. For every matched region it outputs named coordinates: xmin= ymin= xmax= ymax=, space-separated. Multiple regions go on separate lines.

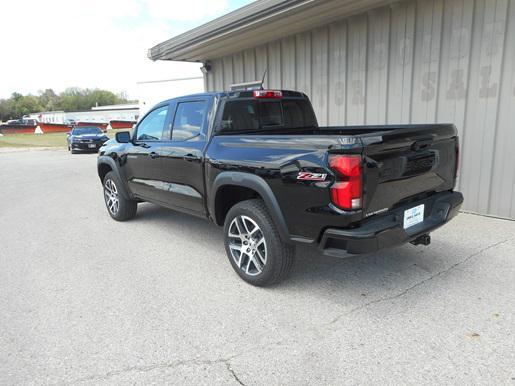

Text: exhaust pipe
xmin=411 ymin=234 xmax=431 ymax=246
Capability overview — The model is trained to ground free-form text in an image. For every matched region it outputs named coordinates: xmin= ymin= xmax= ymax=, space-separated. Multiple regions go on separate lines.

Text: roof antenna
xmin=260 ymin=68 xmax=267 ymax=90
xmin=228 ymin=68 xmax=269 ymax=91
xmin=229 ymin=68 xmax=268 ymax=91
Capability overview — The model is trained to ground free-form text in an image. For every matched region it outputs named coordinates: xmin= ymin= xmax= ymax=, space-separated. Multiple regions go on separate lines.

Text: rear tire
xmin=103 ymin=171 xmax=137 ymax=221
xmin=223 ymin=199 xmax=295 ymax=286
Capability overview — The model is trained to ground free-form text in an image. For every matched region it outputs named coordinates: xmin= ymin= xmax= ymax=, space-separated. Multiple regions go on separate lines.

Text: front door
xmin=124 ymin=104 xmax=171 ymax=202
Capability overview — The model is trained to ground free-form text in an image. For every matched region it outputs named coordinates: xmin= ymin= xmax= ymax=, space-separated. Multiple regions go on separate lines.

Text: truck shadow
xmin=136 ymin=203 xmax=458 ymax=295
xmin=136 ymin=203 xmax=223 ymax=243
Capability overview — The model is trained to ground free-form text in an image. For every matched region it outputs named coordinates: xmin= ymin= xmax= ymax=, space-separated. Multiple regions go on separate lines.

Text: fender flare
xmin=209 ymin=172 xmax=291 ymax=242
xmin=97 ymin=156 xmax=131 ymax=199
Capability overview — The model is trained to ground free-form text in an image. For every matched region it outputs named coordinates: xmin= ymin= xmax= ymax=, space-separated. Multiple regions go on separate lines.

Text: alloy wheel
xmin=104 ymin=179 xmax=119 ymax=215
xmin=227 ymin=215 xmax=267 ymax=276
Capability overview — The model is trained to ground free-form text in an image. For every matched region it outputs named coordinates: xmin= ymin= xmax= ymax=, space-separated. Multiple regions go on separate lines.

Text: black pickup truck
xmin=97 ymin=89 xmax=463 ymax=286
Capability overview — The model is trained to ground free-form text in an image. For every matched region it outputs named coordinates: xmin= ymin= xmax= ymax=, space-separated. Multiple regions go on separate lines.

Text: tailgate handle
xmin=411 ymin=138 xmax=433 ymax=151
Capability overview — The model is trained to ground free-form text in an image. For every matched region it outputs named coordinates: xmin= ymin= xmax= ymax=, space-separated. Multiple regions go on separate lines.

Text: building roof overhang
xmin=148 ymin=0 xmax=394 ymax=62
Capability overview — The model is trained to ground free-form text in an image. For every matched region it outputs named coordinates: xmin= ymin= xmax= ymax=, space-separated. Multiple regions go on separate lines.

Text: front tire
xmin=103 ymin=171 xmax=137 ymax=221
xmin=223 ymin=199 xmax=295 ymax=286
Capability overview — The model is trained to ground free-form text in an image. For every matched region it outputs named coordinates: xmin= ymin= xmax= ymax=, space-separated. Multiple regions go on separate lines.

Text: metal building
xmin=28 ymin=104 xmax=140 ymax=124
xmin=149 ymin=0 xmax=515 ymax=220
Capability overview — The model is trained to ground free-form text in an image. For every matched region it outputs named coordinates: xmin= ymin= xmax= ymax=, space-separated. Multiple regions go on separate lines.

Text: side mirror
xmin=66 ymin=132 xmax=71 ymax=137
xmin=115 ymin=131 xmax=131 ymax=143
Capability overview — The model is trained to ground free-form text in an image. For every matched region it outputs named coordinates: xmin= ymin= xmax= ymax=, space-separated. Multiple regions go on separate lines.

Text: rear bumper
xmin=318 ymin=191 xmax=463 ymax=257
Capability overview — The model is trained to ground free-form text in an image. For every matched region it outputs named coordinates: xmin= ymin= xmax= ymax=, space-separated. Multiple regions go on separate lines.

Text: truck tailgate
xmin=358 ymin=124 xmax=458 ymax=218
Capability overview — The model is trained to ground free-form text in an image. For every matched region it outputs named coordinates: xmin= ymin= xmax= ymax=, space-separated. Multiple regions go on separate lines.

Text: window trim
xmin=132 ymin=104 xmax=171 ymax=143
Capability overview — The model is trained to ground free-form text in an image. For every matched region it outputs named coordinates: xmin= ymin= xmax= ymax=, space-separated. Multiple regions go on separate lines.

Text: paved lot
xmin=1 ymin=149 xmax=514 ymax=385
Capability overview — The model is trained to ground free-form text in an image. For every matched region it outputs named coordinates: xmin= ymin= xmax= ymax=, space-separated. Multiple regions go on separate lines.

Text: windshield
xmin=72 ymin=127 xmax=102 ymax=135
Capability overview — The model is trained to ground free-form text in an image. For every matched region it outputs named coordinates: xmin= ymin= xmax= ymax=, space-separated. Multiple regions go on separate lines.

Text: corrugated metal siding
xmin=205 ymin=0 xmax=515 ymax=219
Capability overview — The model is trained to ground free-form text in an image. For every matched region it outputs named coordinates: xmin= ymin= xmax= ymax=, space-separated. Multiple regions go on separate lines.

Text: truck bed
xmin=207 ymin=123 xmax=458 ymax=242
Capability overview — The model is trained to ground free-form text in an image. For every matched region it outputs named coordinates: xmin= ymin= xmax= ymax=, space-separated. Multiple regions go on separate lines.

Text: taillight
xmin=253 ymin=90 xmax=282 ymax=99
xmin=455 ymin=141 xmax=460 ymax=178
xmin=329 ymin=155 xmax=362 ymax=211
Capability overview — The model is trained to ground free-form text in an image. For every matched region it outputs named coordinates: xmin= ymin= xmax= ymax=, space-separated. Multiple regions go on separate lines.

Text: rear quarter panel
xmin=205 ymin=135 xmax=363 ymax=242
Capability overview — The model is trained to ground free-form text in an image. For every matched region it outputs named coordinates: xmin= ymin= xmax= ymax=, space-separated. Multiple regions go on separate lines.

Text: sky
xmin=0 ymin=0 xmax=253 ymax=99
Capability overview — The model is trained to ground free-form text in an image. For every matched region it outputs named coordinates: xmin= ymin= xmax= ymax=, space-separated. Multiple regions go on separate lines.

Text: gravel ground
xmin=1 ymin=149 xmax=514 ymax=385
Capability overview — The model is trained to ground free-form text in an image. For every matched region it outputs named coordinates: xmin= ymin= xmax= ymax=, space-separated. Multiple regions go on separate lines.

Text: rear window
xmin=220 ymin=99 xmax=317 ymax=133
xmin=259 ymin=101 xmax=282 ymax=127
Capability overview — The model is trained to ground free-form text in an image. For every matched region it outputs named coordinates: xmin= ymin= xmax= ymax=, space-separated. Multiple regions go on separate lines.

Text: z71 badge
xmin=297 ymin=172 xmax=327 ymax=181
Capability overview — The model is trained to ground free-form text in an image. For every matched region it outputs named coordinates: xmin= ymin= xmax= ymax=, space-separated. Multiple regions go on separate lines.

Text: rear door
xmin=158 ymin=97 xmax=211 ymax=215
xmin=124 ymin=104 xmax=172 ymax=202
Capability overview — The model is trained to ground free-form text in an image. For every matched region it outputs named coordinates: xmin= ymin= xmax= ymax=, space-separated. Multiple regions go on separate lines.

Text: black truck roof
xmin=158 ymin=90 xmax=309 ymax=105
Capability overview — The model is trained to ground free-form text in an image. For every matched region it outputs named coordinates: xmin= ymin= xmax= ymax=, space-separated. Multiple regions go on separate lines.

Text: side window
xmin=135 ymin=105 xmax=168 ymax=141
xmin=171 ymin=101 xmax=207 ymax=141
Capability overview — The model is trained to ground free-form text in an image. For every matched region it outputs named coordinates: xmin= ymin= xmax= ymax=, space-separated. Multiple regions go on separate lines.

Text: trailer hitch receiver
xmin=411 ymin=234 xmax=431 ymax=246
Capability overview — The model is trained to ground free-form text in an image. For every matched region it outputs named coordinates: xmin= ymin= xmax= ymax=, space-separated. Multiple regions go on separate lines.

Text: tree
xmin=0 ymin=99 xmax=15 ymax=121
xmin=0 ymin=88 xmax=132 ymax=121
xmin=56 ymin=88 xmax=129 ymax=112
xmin=14 ymin=95 xmax=44 ymax=117
xmin=38 ymin=89 xmax=59 ymax=111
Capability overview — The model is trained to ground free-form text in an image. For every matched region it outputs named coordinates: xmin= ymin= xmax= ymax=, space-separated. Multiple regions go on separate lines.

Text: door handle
xmin=183 ymin=154 xmax=200 ymax=162
xmin=149 ymin=152 xmax=160 ymax=159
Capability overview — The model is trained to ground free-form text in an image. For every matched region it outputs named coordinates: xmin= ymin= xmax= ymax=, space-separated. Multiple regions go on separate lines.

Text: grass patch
xmin=0 ymin=132 xmax=68 ymax=148
xmin=0 ymin=129 xmax=129 ymax=149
